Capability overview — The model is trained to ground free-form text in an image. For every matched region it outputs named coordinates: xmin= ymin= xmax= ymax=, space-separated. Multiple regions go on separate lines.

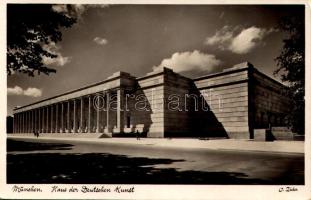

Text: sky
xmin=7 ymin=4 xmax=305 ymax=116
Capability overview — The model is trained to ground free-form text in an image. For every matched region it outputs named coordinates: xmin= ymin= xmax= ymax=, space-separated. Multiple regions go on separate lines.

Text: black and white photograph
xmin=1 ymin=1 xmax=310 ymax=199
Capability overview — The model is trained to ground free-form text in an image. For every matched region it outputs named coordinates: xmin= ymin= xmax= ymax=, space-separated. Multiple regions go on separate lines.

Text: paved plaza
xmin=8 ymin=135 xmax=304 ymax=153
xmin=7 ymin=137 xmax=304 ymax=184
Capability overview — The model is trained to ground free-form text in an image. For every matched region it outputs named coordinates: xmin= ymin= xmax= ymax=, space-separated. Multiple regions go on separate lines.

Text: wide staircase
xmin=254 ymin=127 xmax=304 ymax=141
xmin=8 ymin=133 xmax=112 ymax=138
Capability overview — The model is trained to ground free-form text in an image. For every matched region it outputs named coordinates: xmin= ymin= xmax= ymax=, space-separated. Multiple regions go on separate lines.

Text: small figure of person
xmin=136 ymin=130 xmax=140 ymax=140
xmin=36 ymin=131 xmax=39 ymax=138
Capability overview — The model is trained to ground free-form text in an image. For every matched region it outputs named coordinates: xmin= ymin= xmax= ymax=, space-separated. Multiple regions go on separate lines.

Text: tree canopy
xmin=274 ymin=14 xmax=305 ymax=134
xmin=7 ymin=4 xmax=76 ymax=76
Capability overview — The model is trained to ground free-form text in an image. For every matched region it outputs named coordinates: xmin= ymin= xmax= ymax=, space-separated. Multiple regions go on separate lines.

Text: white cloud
xmin=93 ymin=37 xmax=108 ymax=45
xmin=153 ymin=50 xmax=222 ymax=74
xmin=205 ymin=26 xmax=276 ymax=54
xmin=8 ymin=86 xmax=42 ymax=97
xmin=42 ymin=42 xmax=71 ymax=66
xmin=23 ymin=88 xmax=42 ymax=97
xmin=42 ymin=55 xmax=71 ymax=67
xmin=204 ymin=25 xmax=235 ymax=50
xmin=7 ymin=86 xmax=23 ymax=96
xmin=229 ymin=27 xmax=270 ymax=54
xmin=52 ymin=4 xmax=109 ymax=18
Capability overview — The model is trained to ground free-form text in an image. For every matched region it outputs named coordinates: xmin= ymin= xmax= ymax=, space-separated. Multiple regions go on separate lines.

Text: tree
xmin=274 ymin=15 xmax=305 ymax=134
xmin=7 ymin=4 xmax=76 ymax=76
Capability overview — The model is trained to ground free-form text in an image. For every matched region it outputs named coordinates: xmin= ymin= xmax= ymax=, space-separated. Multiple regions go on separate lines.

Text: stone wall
xmin=194 ymin=65 xmax=250 ymax=139
xmin=163 ymin=69 xmax=193 ymax=137
xmin=135 ymin=69 xmax=166 ymax=137
xmin=251 ymin=69 xmax=290 ymax=129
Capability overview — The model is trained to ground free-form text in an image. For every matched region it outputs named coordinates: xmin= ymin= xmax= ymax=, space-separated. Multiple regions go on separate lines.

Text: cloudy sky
xmin=7 ymin=4 xmax=304 ymax=116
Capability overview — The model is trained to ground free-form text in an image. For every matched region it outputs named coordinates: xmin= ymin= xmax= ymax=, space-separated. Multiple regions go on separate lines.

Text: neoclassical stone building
xmin=12 ymin=62 xmax=290 ymax=139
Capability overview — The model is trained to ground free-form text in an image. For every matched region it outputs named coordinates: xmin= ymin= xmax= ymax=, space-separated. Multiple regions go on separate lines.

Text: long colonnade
xmin=13 ymin=89 xmax=125 ymax=134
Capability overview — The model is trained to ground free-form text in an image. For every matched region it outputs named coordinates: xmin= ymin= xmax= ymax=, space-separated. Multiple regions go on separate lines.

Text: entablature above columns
xmin=14 ymin=84 xmax=134 ymax=114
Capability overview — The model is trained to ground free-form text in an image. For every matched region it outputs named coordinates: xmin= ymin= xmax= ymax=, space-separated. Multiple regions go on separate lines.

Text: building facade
xmin=12 ymin=62 xmax=290 ymax=139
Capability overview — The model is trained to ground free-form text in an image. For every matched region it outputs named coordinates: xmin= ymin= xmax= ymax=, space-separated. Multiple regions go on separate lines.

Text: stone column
xmin=22 ymin=112 xmax=24 ymax=133
xmin=42 ymin=109 xmax=44 ymax=133
xmin=18 ymin=114 xmax=20 ymax=133
xmin=19 ymin=114 xmax=21 ymax=133
xmin=88 ymin=95 xmax=91 ymax=133
xmin=25 ymin=112 xmax=28 ymax=133
xmin=28 ymin=111 xmax=31 ymax=133
xmin=25 ymin=112 xmax=27 ymax=133
xmin=20 ymin=113 xmax=22 ymax=133
xmin=24 ymin=112 xmax=26 ymax=133
xmin=42 ymin=108 xmax=45 ymax=133
xmin=80 ymin=97 xmax=84 ymax=133
xmin=16 ymin=114 xmax=18 ymax=133
xmin=17 ymin=114 xmax=19 ymax=133
xmin=38 ymin=108 xmax=41 ymax=132
xmin=36 ymin=109 xmax=39 ymax=132
xmin=34 ymin=109 xmax=37 ymax=132
xmin=23 ymin=112 xmax=26 ymax=133
xmin=24 ymin=111 xmax=28 ymax=133
xmin=29 ymin=111 xmax=31 ymax=133
xmin=13 ymin=115 xmax=15 ymax=133
xmin=18 ymin=114 xmax=21 ymax=133
xmin=15 ymin=114 xmax=18 ymax=133
xmin=28 ymin=111 xmax=30 ymax=133
xmin=32 ymin=110 xmax=34 ymax=132
xmin=51 ymin=106 xmax=54 ymax=133
xmin=117 ymin=89 xmax=125 ymax=133
xmin=21 ymin=113 xmax=24 ymax=133
xmin=46 ymin=106 xmax=49 ymax=133
xmin=15 ymin=114 xmax=17 ymax=133
xmin=42 ymin=107 xmax=45 ymax=133
xmin=73 ymin=99 xmax=77 ymax=133
xmin=106 ymin=92 xmax=110 ymax=133
xmin=14 ymin=114 xmax=16 ymax=133
xmin=30 ymin=111 xmax=32 ymax=132
xmin=13 ymin=114 xmax=15 ymax=133
xmin=67 ymin=101 xmax=70 ymax=133
xmin=28 ymin=110 xmax=32 ymax=133
xmin=96 ymin=94 xmax=100 ymax=133
xmin=55 ymin=104 xmax=58 ymax=133
xmin=23 ymin=112 xmax=25 ymax=133
xmin=61 ymin=102 xmax=65 ymax=133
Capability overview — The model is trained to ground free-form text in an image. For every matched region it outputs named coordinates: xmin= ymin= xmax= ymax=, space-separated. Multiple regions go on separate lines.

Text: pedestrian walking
xmin=136 ymin=130 xmax=140 ymax=140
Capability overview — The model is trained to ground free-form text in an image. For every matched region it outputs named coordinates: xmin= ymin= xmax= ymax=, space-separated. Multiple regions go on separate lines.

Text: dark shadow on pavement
xmin=6 ymin=139 xmax=304 ymax=185
xmin=7 ymin=152 xmax=296 ymax=185
xmin=7 ymin=139 xmax=74 ymax=152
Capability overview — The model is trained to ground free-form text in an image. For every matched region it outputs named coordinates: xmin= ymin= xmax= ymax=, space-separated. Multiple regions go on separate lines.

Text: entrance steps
xmin=8 ymin=133 xmax=112 ymax=138
xmin=254 ymin=127 xmax=304 ymax=141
